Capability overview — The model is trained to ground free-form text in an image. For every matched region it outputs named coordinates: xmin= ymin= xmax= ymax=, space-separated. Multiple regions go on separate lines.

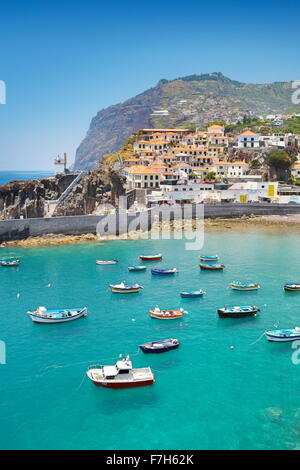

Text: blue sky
xmin=0 ymin=0 xmax=300 ymax=170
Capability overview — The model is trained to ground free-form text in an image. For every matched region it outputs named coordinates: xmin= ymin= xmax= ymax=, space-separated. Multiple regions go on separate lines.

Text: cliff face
xmin=74 ymin=72 xmax=300 ymax=170
xmin=54 ymin=169 xmax=125 ymax=216
xmin=0 ymin=174 xmax=76 ymax=219
xmin=0 ymin=170 xmax=125 ymax=219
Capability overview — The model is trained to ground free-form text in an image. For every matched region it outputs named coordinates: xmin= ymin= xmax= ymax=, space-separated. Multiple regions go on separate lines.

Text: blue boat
xmin=217 ymin=305 xmax=260 ymax=318
xmin=151 ymin=268 xmax=177 ymax=275
xmin=265 ymin=327 xmax=300 ymax=342
xmin=139 ymin=338 xmax=181 ymax=353
xmin=128 ymin=266 xmax=147 ymax=271
xmin=199 ymin=255 xmax=219 ymax=262
xmin=180 ymin=290 xmax=205 ymax=298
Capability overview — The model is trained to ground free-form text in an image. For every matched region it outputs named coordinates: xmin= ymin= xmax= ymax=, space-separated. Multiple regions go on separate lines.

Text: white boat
xmin=86 ymin=356 xmax=155 ymax=389
xmin=109 ymin=281 xmax=143 ymax=293
xmin=27 ymin=306 xmax=88 ymax=324
xmin=265 ymin=327 xmax=300 ymax=342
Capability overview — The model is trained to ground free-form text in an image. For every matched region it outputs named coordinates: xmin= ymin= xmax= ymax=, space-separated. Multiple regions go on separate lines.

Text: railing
xmin=51 ymin=171 xmax=88 ymax=216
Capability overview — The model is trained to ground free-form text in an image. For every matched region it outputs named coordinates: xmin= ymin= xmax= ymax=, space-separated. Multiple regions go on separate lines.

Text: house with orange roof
xmin=133 ymin=140 xmax=168 ymax=153
xmin=123 ymin=165 xmax=161 ymax=189
xmin=207 ymin=124 xmax=225 ymax=136
xmin=237 ymin=130 xmax=259 ymax=148
xmin=291 ymin=162 xmax=300 ymax=180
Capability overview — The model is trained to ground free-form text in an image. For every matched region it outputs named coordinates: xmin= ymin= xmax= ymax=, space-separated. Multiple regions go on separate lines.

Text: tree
xmin=205 ymin=171 xmax=217 ymax=182
xmin=268 ymin=151 xmax=292 ymax=169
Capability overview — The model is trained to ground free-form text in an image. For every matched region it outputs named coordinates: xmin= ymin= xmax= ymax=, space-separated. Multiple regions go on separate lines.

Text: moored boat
xmin=199 ymin=255 xmax=219 ymax=262
xmin=139 ymin=254 xmax=162 ymax=261
xmin=180 ymin=290 xmax=205 ymax=298
xmin=96 ymin=259 xmax=118 ymax=265
xmin=284 ymin=283 xmax=300 ymax=291
xmin=109 ymin=281 xmax=143 ymax=293
xmin=149 ymin=306 xmax=187 ymax=320
xmin=86 ymin=356 xmax=155 ymax=389
xmin=217 ymin=305 xmax=260 ymax=318
xmin=1 ymin=259 xmax=20 ymax=267
xmin=199 ymin=263 xmax=225 ymax=271
xmin=27 ymin=306 xmax=88 ymax=324
xmin=128 ymin=266 xmax=146 ymax=271
xmin=139 ymin=338 xmax=180 ymax=353
xmin=151 ymin=268 xmax=177 ymax=275
xmin=265 ymin=327 xmax=300 ymax=342
xmin=229 ymin=281 xmax=260 ymax=291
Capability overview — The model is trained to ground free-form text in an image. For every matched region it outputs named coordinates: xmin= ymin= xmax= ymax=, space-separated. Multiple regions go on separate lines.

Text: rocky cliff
xmin=0 ymin=174 xmax=76 ymax=219
xmin=74 ymin=72 xmax=300 ymax=169
xmin=0 ymin=170 xmax=125 ymax=219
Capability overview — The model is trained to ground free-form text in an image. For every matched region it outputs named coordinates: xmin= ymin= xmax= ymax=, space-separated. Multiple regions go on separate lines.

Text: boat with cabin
xmin=96 ymin=260 xmax=118 ymax=265
xmin=139 ymin=338 xmax=180 ymax=353
xmin=284 ymin=283 xmax=300 ymax=291
xmin=199 ymin=263 xmax=225 ymax=271
xmin=1 ymin=259 xmax=20 ymax=267
xmin=199 ymin=255 xmax=219 ymax=262
xmin=128 ymin=266 xmax=146 ymax=271
xmin=265 ymin=327 xmax=300 ymax=342
xmin=229 ymin=281 xmax=260 ymax=291
xmin=109 ymin=281 xmax=143 ymax=293
xmin=151 ymin=268 xmax=177 ymax=275
xmin=139 ymin=254 xmax=162 ymax=261
xmin=217 ymin=305 xmax=260 ymax=318
xmin=27 ymin=306 xmax=88 ymax=324
xmin=149 ymin=306 xmax=187 ymax=320
xmin=180 ymin=290 xmax=205 ymax=298
xmin=86 ymin=356 xmax=155 ymax=389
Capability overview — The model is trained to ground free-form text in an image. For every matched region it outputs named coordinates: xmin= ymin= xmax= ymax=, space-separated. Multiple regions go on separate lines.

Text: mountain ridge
xmin=74 ymin=73 xmax=299 ymax=170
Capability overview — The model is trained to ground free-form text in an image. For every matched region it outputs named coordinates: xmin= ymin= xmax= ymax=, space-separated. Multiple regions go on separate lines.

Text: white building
xmin=237 ymin=131 xmax=260 ymax=148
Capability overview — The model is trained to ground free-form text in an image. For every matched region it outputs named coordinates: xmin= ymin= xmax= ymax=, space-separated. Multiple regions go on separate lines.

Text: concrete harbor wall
xmin=0 ymin=203 xmax=300 ymax=242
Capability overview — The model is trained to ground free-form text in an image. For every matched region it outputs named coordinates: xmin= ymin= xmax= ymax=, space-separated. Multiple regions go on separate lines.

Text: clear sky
xmin=0 ymin=0 xmax=299 ymax=170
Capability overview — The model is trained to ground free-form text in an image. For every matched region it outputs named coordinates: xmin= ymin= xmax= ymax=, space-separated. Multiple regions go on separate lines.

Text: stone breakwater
xmin=3 ymin=214 xmax=300 ymax=247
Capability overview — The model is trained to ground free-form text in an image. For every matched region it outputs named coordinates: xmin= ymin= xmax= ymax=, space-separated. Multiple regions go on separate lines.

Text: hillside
xmin=74 ymin=72 xmax=300 ymax=169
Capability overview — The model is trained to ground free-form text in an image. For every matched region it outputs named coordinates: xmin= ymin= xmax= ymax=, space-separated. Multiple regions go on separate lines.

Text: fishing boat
xmin=284 ymin=283 xmax=300 ymax=291
xmin=27 ymin=306 xmax=88 ymax=324
xmin=180 ymin=290 xmax=206 ymax=298
xmin=199 ymin=255 xmax=219 ymax=262
xmin=151 ymin=268 xmax=177 ymax=275
xmin=199 ymin=263 xmax=225 ymax=271
xmin=86 ymin=356 xmax=155 ymax=389
xmin=149 ymin=306 xmax=187 ymax=320
xmin=217 ymin=305 xmax=260 ymax=318
xmin=96 ymin=260 xmax=118 ymax=265
xmin=128 ymin=266 xmax=146 ymax=271
xmin=139 ymin=254 xmax=162 ymax=261
xmin=139 ymin=338 xmax=180 ymax=353
xmin=265 ymin=327 xmax=300 ymax=342
xmin=109 ymin=281 xmax=143 ymax=293
xmin=229 ymin=281 xmax=260 ymax=291
xmin=1 ymin=259 xmax=20 ymax=267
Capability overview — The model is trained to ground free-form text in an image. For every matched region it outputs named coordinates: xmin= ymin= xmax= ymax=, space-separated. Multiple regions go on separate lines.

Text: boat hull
xmin=140 ymin=343 xmax=180 ymax=353
xmin=128 ymin=267 xmax=146 ymax=271
xmin=284 ymin=286 xmax=300 ymax=291
xmin=199 ymin=264 xmax=224 ymax=270
xmin=96 ymin=260 xmax=118 ymax=265
xmin=180 ymin=292 xmax=204 ymax=298
xmin=90 ymin=378 xmax=155 ymax=388
xmin=230 ymin=286 xmax=259 ymax=291
xmin=139 ymin=255 xmax=162 ymax=261
xmin=151 ymin=270 xmax=176 ymax=275
xmin=265 ymin=333 xmax=300 ymax=342
xmin=29 ymin=308 xmax=87 ymax=324
xmin=217 ymin=310 xmax=258 ymax=318
xmin=110 ymin=287 xmax=142 ymax=293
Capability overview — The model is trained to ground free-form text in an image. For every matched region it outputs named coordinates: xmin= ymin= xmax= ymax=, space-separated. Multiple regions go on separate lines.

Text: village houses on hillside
xmin=119 ymin=125 xmax=300 ymax=205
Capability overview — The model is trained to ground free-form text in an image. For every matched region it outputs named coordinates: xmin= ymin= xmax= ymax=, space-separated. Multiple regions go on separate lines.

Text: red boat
xmin=139 ymin=253 xmax=162 ymax=261
xmin=199 ymin=263 xmax=225 ymax=271
xmin=86 ymin=356 xmax=155 ymax=389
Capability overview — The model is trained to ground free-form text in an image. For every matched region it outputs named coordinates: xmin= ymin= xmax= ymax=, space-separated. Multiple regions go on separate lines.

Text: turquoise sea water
xmin=1 ymin=230 xmax=300 ymax=450
xmin=0 ymin=171 xmax=53 ymax=186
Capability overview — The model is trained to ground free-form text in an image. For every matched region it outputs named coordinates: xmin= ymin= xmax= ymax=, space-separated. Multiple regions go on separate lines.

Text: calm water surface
xmin=1 ymin=230 xmax=300 ymax=449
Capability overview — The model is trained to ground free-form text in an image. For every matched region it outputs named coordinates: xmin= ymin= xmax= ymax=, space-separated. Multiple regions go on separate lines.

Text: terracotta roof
xmin=125 ymin=165 xmax=160 ymax=175
xmin=238 ymin=131 xmax=258 ymax=137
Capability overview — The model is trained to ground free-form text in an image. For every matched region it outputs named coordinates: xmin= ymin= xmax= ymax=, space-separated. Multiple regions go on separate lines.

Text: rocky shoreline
xmin=1 ymin=214 xmax=300 ymax=247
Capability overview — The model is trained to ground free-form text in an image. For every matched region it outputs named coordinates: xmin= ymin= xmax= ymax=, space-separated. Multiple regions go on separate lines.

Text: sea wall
xmin=0 ymin=203 xmax=300 ymax=242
